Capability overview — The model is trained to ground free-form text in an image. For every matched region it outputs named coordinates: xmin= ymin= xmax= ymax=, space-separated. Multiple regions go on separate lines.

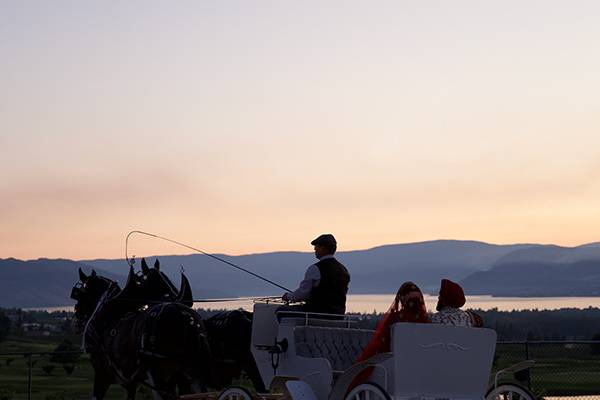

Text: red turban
xmin=439 ymin=279 xmax=466 ymax=308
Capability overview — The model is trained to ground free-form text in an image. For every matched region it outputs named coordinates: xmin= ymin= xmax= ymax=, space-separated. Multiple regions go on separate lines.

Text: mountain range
xmin=1 ymin=240 xmax=599 ymax=308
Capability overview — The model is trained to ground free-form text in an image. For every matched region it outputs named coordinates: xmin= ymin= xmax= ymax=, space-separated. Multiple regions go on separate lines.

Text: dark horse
xmin=71 ymin=266 xmax=211 ymax=399
xmin=203 ymin=309 xmax=266 ymax=392
xmin=73 ymin=259 xmax=267 ymax=398
xmin=137 ymin=258 xmax=194 ymax=307
xmin=135 ymin=258 xmax=267 ymax=393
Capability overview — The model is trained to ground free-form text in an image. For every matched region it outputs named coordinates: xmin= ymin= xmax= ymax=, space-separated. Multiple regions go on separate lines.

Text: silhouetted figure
xmin=280 ymin=234 xmax=350 ymax=316
xmin=431 ymin=278 xmax=483 ymax=327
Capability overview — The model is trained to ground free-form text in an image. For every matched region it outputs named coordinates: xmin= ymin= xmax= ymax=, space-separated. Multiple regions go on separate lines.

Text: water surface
xmin=34 ymin=295 xmax=600 ymax=313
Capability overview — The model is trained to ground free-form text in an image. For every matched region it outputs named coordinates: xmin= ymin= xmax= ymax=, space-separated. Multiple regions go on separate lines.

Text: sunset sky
xmin=1 ymin=1 xmax=599 ymax=260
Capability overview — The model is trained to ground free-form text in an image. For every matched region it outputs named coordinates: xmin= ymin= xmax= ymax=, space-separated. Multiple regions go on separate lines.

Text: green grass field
xmin=495 ymin=343 xmax=600 ymax=397
xmin=0 ymin=337 xmax=124 ymax=400
xmin=1 ymin=338 xmax=599 ymax=399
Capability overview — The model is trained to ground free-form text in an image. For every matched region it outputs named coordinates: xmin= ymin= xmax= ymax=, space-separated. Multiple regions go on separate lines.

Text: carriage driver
xmin=281 ymin=234 xmax=350 ymax=315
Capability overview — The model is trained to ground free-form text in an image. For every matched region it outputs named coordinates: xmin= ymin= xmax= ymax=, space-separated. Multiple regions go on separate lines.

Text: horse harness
xmin=85 ymin=296 xmax=211 ymax=398
xmin=83 ymin=286 xmax=169 ymax=395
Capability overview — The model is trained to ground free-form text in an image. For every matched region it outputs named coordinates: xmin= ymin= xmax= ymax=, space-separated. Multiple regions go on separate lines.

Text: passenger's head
xmin=395 ymin=281 xmax=425 ymax=313
xmin=310 ymin=234 xmax=337 ymax=259
xmin=436 ymin=278 xmax=466 ymax=311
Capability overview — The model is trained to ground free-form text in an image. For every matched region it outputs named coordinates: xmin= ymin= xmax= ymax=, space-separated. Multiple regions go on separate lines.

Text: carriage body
xmin=250 ymin=302 xmax=497 ymax=400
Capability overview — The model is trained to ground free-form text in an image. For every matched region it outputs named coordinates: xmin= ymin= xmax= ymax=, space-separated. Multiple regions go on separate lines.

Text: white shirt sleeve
xmin=286 ymin=264 xmax=321 ymax=302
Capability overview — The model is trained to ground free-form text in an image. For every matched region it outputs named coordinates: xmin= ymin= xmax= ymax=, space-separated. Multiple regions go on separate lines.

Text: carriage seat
xmin=294 ymin=326 xmax=374 ymax=372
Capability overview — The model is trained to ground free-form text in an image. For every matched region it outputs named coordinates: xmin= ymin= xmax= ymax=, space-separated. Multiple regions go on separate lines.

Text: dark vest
xmin=305 ymin=257 xmax=350 ymax=314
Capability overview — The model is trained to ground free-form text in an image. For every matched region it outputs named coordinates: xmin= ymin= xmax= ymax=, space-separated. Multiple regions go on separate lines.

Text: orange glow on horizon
xmin=1 ymin=2 xmax=599 ymax=260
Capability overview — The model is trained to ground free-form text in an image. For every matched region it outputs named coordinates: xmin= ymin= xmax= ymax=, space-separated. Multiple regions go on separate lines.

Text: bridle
xmin=71 ymin=276 xmax=115 ymax=324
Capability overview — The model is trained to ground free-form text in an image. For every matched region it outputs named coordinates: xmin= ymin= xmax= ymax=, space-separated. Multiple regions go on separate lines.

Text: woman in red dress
xmin=350 ymin=281 xmax=430 ymax=389
xmin=360 ymin=281 xmax=429 ymax=358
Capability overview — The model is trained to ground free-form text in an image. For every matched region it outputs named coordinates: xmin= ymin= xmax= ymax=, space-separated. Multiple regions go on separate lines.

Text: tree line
xmin=2 ymin=306 xmax=600 ymax=343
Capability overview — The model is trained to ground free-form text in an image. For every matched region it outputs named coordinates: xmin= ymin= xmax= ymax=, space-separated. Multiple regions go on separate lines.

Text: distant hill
xmin=333 ymin=240 xmax=535 ymax=294
xmin=578 ymin=242 xmax=600 ymax=249
xmin=2 ymin=239 xmax=599 ymax=308
xmin=460 ymin=244 xmax=600 ymax=296
xmin=492 ymin=243 xmax=600 ymax=266
xmin=84 ymin=240 xmax=535 ymax=299
xmin=0 ymin=258 xmax=122 ymax=308
xmin=460 ymin=260 xmax=600 ymax=297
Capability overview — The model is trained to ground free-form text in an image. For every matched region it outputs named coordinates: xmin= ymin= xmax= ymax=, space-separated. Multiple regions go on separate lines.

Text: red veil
xmin=350 ymin=282 xmax=430 ymax=389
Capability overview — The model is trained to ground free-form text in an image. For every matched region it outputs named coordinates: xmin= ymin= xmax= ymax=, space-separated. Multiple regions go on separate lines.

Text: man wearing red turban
xmin=431 ymin=279 xmax=482 ymax=327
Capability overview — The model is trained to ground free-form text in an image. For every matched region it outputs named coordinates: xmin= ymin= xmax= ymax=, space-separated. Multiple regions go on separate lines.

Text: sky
xmin=1 ymin=1 xmax=599 ymax=260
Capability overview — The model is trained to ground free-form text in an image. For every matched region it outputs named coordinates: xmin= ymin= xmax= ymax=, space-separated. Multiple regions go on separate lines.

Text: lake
xmin=31 ymin=294 xmax=600 ymax=313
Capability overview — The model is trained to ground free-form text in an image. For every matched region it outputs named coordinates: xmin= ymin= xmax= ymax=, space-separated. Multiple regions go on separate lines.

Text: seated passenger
xmin=358 ymin=282 xmax=430 ymax=360
xmin=431 ymin=278 xmax=483 ymax=327
xmin=349 ymin=282 xmax=430 ymax=390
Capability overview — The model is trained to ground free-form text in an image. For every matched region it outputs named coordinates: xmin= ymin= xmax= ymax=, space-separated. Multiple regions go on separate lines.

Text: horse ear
xmin=91 ymin=269 xmax=97 ymax=277
xmin=78 ymin=267 xmax=88 ymax=282
xmin=177 ymin=273 xmax=194 ymax=307
xmin=154 ymin=259 xmax=160 ymax=271
xmin=141 ymin=258 xmax=149 ymax=274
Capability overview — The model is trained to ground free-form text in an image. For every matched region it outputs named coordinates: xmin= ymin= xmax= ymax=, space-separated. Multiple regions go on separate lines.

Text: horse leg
xmin=243 ymin=355 xmax=267 ymax=393
xmin=146 ymin=371 xmax=176 ymax=400
xmin=146 ymin=372 xmax=162 ymax=400
xmin=175 ymin=374 xmax=193 ymax=396
xmin=92 ymin=372 xmax=111 ymax=400
xmin=125 ymin=383 xmax=137 ymax=400
xmin=175 ymin=371 xmax=208 ymax=396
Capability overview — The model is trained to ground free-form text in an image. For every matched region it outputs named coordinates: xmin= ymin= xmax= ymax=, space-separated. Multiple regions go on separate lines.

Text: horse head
xmin=70 ymin=267 xmax=117 ymax=333
xmin=137 ymin=258 xmax=193 ymax=306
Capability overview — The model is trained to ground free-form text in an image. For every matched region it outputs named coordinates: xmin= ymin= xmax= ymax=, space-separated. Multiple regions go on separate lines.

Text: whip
xmin=125 ymin=230 xmax=292 ymax=293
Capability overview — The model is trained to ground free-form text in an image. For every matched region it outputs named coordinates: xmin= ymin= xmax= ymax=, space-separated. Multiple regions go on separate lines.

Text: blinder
xmin=134 ymin=269 xmax=147 ymax=281
xmin=71 ymin=282 xmax=85 ymax=301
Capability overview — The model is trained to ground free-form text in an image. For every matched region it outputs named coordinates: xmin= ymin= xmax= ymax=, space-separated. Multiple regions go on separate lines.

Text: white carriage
xmin=217 ymin=301 xmax=534 ymax=400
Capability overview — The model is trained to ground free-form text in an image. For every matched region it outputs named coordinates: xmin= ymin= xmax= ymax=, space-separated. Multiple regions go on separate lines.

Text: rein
xmin=89 ymin=295 xmax=281 ymax=305
xmin=81 ymin=283 xmax=120 ymax=352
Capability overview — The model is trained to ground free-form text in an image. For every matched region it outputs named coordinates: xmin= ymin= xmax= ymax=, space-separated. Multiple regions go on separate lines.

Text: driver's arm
xmin=284 ymin=264 xmax=320 ymax=302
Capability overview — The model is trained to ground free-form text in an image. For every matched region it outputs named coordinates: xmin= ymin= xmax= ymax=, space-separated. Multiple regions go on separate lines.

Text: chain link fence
xmin=495 ymin=341 xmax=600 ymax=400
xmin=1 ymin=342 xmax=599 ymax=400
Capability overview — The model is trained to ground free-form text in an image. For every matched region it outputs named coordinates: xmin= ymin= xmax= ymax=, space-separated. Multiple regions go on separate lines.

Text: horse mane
xmin=107 ymin=268 xmax=145 ymax=313
xmin=158 ymin=270 xmax=180 ymax=298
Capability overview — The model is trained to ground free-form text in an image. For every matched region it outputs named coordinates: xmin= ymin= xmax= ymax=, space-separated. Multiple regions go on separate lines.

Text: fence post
xmin=524 ymin=341 xmax=532 ymax=390
xmin=27 ymin=353 xmax=32 ymax=400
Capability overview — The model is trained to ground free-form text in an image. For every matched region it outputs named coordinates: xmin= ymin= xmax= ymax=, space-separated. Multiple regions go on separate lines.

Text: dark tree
xmin=50 ymin=340 xmax=81 ymax=364
xmin=60 ymin=318 xmax=72 ymax=334
xmin=591 ymin=333 xmax=600 ymax=355
xmin=62 ymin=364 xmax=75 ymax=376
xmin=0 ymin=311 xmax=11 ymax=343
xmin=0 ymin=388 xmax=15 ymax=400
xmin=42 ymin=365 xmax=55 ymax=375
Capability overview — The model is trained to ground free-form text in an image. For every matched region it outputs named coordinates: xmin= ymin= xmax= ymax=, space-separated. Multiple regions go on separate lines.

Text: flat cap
xmin=310 ymin=233 xmax=337 ymax=248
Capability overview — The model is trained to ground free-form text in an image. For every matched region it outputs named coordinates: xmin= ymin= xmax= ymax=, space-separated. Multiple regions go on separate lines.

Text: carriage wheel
xmin=486 ymin=384 xmax=536 ymax=400
xmin=344 ymin=383 xmax=391 ymax=400
xmin=217 ymin=386 xmax=253 ymax=400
